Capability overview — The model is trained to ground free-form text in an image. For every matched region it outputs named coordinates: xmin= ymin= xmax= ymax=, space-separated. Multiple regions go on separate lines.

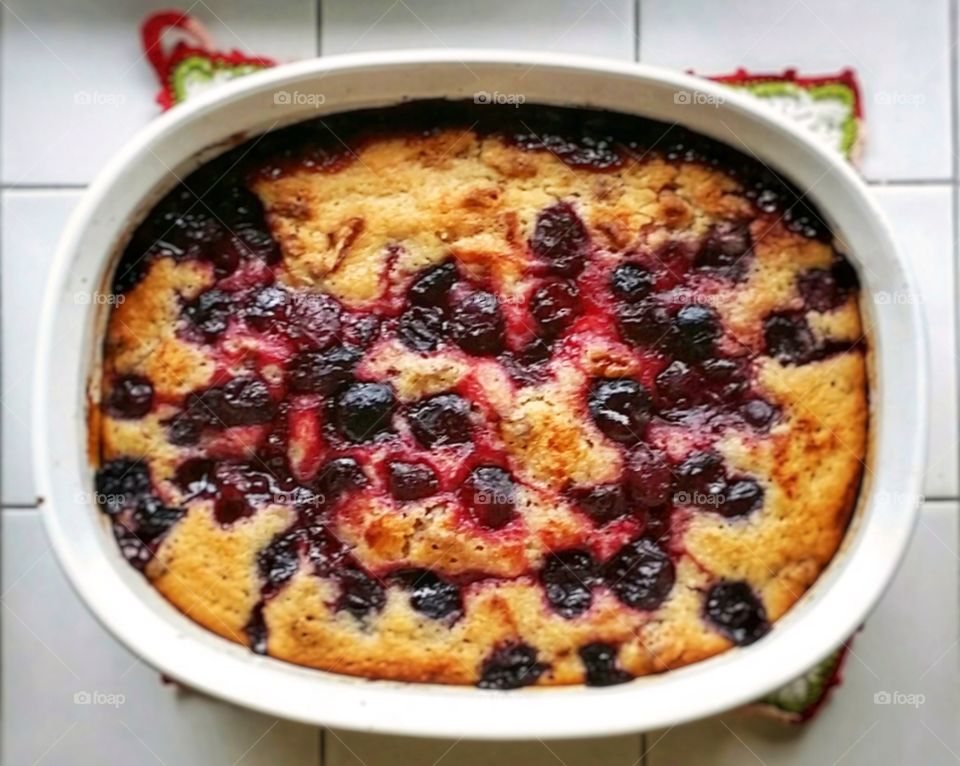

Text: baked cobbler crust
xmin=94 ymin=102 xmax=867 ymax=688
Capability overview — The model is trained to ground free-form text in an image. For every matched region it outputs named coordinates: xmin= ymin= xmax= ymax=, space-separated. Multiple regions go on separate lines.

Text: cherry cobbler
xmin=93 ymin=102 xmax=867 ymax=688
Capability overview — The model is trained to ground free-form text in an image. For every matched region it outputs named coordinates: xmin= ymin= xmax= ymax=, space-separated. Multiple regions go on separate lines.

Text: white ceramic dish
xmin=34 ymin=50 xmax=927 ymax=739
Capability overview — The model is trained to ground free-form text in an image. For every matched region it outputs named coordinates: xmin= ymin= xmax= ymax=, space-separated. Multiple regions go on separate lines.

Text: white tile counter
xmin=2 ymin=1 xmax=956 ymax=763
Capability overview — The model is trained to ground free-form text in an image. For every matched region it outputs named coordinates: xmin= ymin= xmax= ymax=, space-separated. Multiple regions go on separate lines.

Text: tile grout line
xmin=948 ymin=0 xmax=960 ymax=631
xmin=316 ymin=0 xmax=323 ymax=59
xmin=1 ymin=0 xmax=5 ymax=749
xmin=865 ymin=178 xmax=958 ymax=187
xmin=0 ymin=183 xmax=87 ymax=191
xmin=634 ymin=0 xmax=641 ymax=63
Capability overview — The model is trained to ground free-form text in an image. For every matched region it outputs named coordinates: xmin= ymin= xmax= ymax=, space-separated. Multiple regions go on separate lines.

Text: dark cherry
xmin=399 ymin=570 xmax=463 ymax=621
xmin=512 ymin=122 xmax=621 ymax=169
xmin=234 ymin=223 xmax=280 ymax=263
xmin=579 ymin=642 xmax=632 ymax=687
xmin=336 ymin=566 xmax=386 ymax=619
xmin=604 ymin=538 xmax=676 ymax=611
xmin=312 ymin=457 xmax=367 ymax=499
xmin=676 ymin=451 xmax=724 ymax=494
xmin=341 ymin=313 xmax=381 ymax=348
xmin=704 ymin=581 xmax=770 ymax=646
xmin=530 ymin=202 xmax=590 ymax=277
xmin=398 ymin=305 xmax=445 ymax=352
xmin=245 ymin=604 xmax=269 ymax=655
xmin=530 ymin=280 xmax=579 ymax=337
xmin=243 ymin=285 xmax=289 ymax=329
xmin=449 ymin=291 xmax=505 ymax=355
xmin=513 ymin=337 xmax=553 ymax=367
xmin=782 ymin=200 xmax=828 ymax=240
xmin=696 ymin=222 xmax=752 ymax=273
xmin=643 ymin=505 xmax=672 ymax=545
xmin=194 ymin=377 xmax=275 ymax=428
xmin=174 ymin=458 xmax=216 ymax=499
xmin=207 ymin=184 xmax=259 ymax=226
xmin=700 ymin=357 xmax=737 ymax=382
xmin=626 ymin=445 xmax=673 ymax=508
xmin=477 ymin=642 xmax=546 ymax=690
xmin=287 ymin=292 xmax=342 ymax=349
xmin=305 ymin=525 xmax=349 ymax=575
xmin=541 ymin=549 xmax=598 ymax=618
xmin=257 ymin=531 xmax=303 ymax=596
xmin=287 ymin=345 xmax=361 ymax=395
xmin=131 ymin=496 xmax=183 ymax=541
xmin=700 ymin=357 xmax=746 ymax=398
xmin=720 ymin=479 xmax=764 ymax=517
xmin=213 ymin=462 xmax=273 ymax=524
xmin=588 ymin=378 xmax=651 ymax=444
xmin=331 ymin=382 xmax=396 ymax=442
xmin=799 ymin=261 xmax=857 ymax=313
xmin=610 ymin=262 xmax=655 ymax=301
xmin=654 ymin=360 xmax=701 ymax=408
xmin=831 ymin=256 xmax=859 ymax=291
xmin=184 ymin=288 xmax=234 ymax=339
xmin=798 ymin=268 xmax=839 ymax=312
xmin=166 ymin=411 xmax=206 ymax=446
xmin=387 ymin=461 xmax=439 ymax=501
xmin=617 ymin=299 xmax=672 ymax=348
xmin=256 ymin=409 xmax=294 ymax=489
xmin=670 ymin=305 xmax=720 ymax=361
xmin=207 ymin=234 xmax=241 ymax=278
xmin=407 ymin=393 xmax=472 ymax=448
xmin=95 ymin=459 xmax=151 ymax=515
xmin=763 ymin=312 xmax=816 ymax=364
xmin=742 ymin=399 xmax=776 ymax=428
xmin=409 ymin=261 xmax=458 ymax=307
xmin=160 ymin=205 xmax=220 ymax=258
xmin=461 ymin=465 xmax=517 ymax=529
xmin=573 ymin=484 xmax=629 ymax=525
xmin=112 ymin=522 xmax=152 ymax=571
xmin=105 ymin=376 xmax=154 ymax=419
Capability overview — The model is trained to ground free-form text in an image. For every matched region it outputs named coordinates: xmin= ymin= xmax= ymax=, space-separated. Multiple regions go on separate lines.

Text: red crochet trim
xmin=704 ymin=67 xmax=863 ymax=117
xmin=141 ymin=9 xmax=275 ymax=109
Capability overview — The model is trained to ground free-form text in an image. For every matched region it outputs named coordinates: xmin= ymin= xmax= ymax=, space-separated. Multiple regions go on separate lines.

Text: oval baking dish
xmin=35 ymin=50 xmax=926 ymax=739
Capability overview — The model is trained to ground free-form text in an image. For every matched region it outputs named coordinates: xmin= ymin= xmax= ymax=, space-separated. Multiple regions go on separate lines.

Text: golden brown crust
xmin=97 ymin=116 xmax=868 ymax=687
